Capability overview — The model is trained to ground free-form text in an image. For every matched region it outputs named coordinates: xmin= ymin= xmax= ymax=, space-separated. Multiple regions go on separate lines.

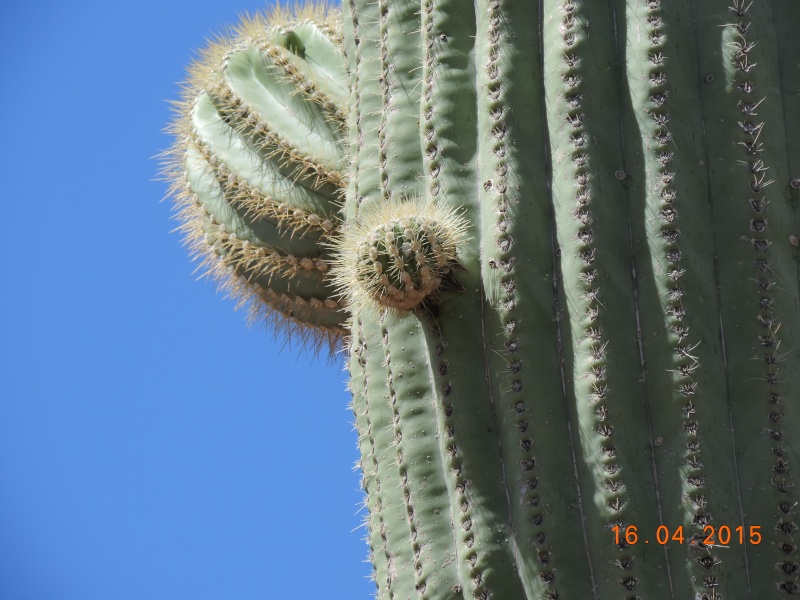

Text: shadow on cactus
xmin=165 ymin=1 xmax=800 ymax=599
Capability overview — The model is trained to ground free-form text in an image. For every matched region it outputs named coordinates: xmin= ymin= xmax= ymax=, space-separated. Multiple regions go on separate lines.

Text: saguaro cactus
xmin=166 ymin=1 xmax=800 ymax=598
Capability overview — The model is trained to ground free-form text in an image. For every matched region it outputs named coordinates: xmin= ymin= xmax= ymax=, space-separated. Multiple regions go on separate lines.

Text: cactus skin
xmin=168 ymin=1 xmax=800 ymax=598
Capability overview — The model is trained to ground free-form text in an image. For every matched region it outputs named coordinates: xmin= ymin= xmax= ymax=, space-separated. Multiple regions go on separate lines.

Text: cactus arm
xmin=165 ymin=8 xmax=349 ymax=346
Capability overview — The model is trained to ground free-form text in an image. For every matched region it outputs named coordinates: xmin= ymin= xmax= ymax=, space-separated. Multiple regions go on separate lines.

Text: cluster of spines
xmin=554 ymin=2 xmax=641 ymax=596
xmin=726 ymin=1 xmax=798 ymax=593
xmin=332 ymin=197 xmax=469 ymax=316
xmin=353 ymin=220 xmax=449 ymax=310
xmin=376 ymin=0 xmax=392 ymax=203
xmin=480 ymin=1 xmax=555 ymax=598
xmin=420 ymin=0 xmax=441 ymax=201
xmin=639 ymin=1 xmax=723 ymax=594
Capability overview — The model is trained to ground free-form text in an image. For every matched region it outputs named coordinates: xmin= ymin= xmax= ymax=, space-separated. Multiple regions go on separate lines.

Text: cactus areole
xmin=165 ymin=1 xmax=800 ymax=598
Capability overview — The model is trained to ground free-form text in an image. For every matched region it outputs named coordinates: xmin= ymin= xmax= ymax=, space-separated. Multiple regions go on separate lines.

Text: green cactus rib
xmin=168 ymin=1 xmax=800 ymax=598
xmin=543 ymin=1 xmax=670 ymax=596
xmin=619 ymin=0 xmax=749 ymax=595
xmin=475 ymin=1 xmax=599 ymax=597
xmin=344 ymin=0 xmax=381 ymax=221
xmin=348 ymin=317 xmax=391 ymax=597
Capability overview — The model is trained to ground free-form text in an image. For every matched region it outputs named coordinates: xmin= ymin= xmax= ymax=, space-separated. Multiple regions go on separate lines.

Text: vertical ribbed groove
xmin=378 ymin=0 xmax=423 ymax=198
xmin=362 ymin=310 xmax=419 ymax=599
xmin=380 ymin=313 xmax=464 ymax=598
xmin=689 ymin=0 xmax=752 ymax=595
xmin=420 ymin=1 xmax=529 ymax=597
xmin=379 ymin=324 xmax=425 ymax=599
xmin=343 ymin=0 xmax=361 ymax=222
xmin=537 ymin=0 xmax=598 ymax=595
xmin=617 ymin=0 xmax=748 ymax=596
xmin=376 ymin=0 xmax=391 ymax=202
xmin=722 ymin=2 xmax=800 ymax=595
xmin=544 ymin=0 xmax=670 ymax=596
xmin=474 ymin=7 xmax=529 ymax=582
xmin=475 ymin=1 xmax=596 ymax=598
xmin=337 ymin=1 xmax=800 ymax=597
xmin=420 ymin=302 xmax=527 ymax=600
xmin=770 ymin=0 xmax=800 ymax=299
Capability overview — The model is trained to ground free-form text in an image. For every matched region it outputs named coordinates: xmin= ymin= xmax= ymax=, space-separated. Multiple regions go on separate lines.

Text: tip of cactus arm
xmin=159 ymin=0 xmax=350 ymax=359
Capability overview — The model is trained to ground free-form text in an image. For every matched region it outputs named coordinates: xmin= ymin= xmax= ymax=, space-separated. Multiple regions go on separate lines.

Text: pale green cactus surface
xmin=165 ymin=1 xmax=800 ymax=598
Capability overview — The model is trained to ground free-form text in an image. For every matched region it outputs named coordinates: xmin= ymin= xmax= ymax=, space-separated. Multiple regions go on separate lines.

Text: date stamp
xmin=613 ymin=525 xmax=762 ymax=547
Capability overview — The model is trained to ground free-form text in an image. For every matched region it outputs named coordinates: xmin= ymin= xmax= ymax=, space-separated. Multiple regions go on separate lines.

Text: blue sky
xmin=0 ymin=2 xmax=372 ymax=598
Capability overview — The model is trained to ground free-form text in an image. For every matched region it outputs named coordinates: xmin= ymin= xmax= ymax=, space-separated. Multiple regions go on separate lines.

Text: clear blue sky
xmin=0 ymin=2 xmax=373 ymax=598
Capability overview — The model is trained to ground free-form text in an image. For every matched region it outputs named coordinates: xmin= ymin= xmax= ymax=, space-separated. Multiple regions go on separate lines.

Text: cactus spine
xmin=166 ymin=1 xmax=800 ymax=598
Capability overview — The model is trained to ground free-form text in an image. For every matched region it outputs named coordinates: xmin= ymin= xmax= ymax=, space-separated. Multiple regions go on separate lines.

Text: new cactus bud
xmin=332 ymin=198 xmax=469 ymax=313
